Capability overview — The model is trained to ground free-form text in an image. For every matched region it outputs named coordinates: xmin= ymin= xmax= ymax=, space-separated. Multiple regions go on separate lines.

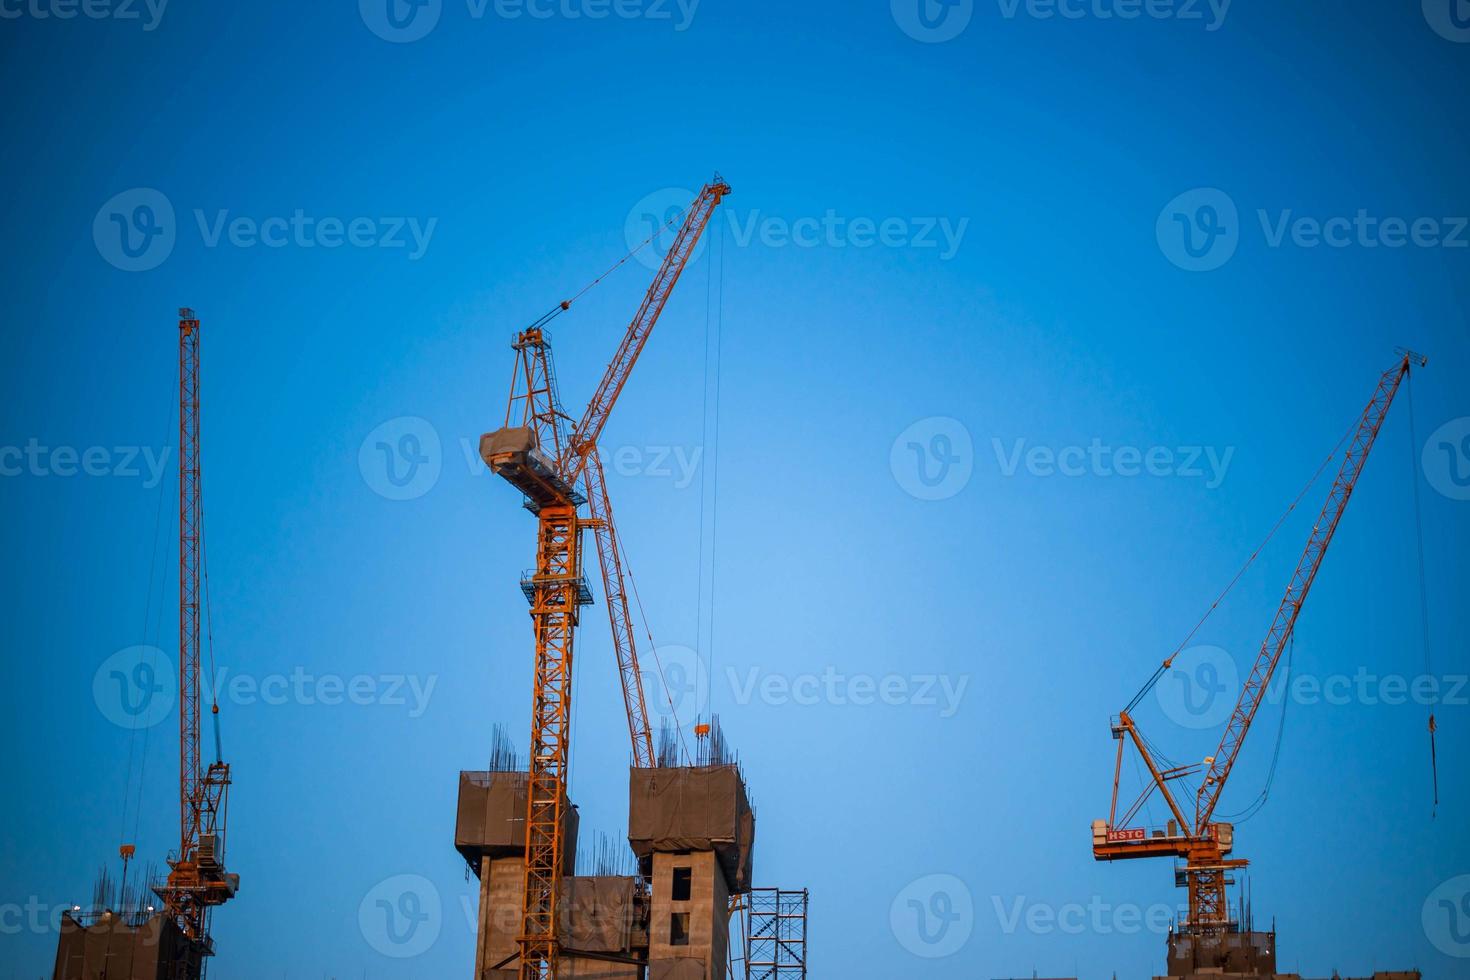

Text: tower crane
xmin=154 ymin=308 xmax=238 ymax=974
xmin=1093 ymin=351 xmax=1426 ymax=953
xmin=478 ymin=176 xmax=731 ymax=980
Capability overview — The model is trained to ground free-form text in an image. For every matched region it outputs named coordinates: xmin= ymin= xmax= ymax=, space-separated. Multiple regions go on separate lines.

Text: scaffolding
xmin=742 ymin=888 xmax=808 ymax=979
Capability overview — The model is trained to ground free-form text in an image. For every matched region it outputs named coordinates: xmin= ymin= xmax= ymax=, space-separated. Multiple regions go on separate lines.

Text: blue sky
xmin=1 ymin=1 xmax=1467 ymax=977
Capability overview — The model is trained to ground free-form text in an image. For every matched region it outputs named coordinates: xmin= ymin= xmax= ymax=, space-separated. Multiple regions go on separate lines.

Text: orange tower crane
xmin=479 ymin=177 xmax=731 ymax=980
xmin=155 ymin=308 xmax=238 ymax=969
xmin=1093 ymin=351 xmax=1426 ymax=940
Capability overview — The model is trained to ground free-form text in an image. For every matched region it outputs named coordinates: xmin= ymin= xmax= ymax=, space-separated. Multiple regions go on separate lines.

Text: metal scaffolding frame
xmin=743 ymin=888 xmax=808 ymax=980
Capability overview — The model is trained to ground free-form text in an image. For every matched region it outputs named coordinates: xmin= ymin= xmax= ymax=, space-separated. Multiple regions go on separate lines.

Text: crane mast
xmin=156 ymin=309 xmax=237 ymax=970
xmin=479 ymin=177 xmax=730 ymax=980
xmin=1095 ymin=351 xmax=1425 ymax=938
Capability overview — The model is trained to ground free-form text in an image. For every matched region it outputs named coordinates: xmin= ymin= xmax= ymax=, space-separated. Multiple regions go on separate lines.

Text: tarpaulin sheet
xmin=628 ymin=766 xmax=754 ymax=893
xmin=53 ymin=913 xmax=200 ymax=980
xmin=456 ymin=770 xmax=579 ymax=874
xmin=561 ymin=876 xmax=636 ymax=953
xmin=480 ymin=426 xmax=536 ymax=458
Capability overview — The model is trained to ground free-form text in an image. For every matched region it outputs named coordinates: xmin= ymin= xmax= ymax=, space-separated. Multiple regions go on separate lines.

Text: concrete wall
xmin=647 ymin=851 xmax=728 ymax=980
xmin=471 ymin=856 xmax=640 ymax=980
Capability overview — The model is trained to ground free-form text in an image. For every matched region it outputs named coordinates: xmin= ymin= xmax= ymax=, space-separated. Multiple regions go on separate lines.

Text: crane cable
xmin=1124 ymin=420 xmax=1356 ymax=715
xmin=525 ymin=202 xmax=694 ymax=333
xmin=620 ymin=531 xmax=692 ymax=764
xmin=1405 ymin=368 xmax=1439 ymax=817
xmin=1219 ymin=632 xmax=1293 ymax=824
xmin=120 ymin=375 xmax=177 ymax=847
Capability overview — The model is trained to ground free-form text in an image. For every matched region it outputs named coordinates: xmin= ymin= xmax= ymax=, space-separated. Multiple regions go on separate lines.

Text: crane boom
xmin=583 ymin=451 xmax=656 ymax=768
xmin=1195 ymin=352 xmax=1420 ymax=829
xmin=1094 ymin=350 xmax=1425 ymax=942
xmin=157 ymin=309 xmax=237 ymax=964
xmin=479 ymin=176 xmax=730 ymax=979
xmin=562 ymin=176 xmax=731 ymax=482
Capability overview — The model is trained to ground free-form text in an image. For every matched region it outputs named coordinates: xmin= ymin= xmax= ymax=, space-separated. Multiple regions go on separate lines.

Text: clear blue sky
xmin=1 ymin=1 xmax=1467 ymax=977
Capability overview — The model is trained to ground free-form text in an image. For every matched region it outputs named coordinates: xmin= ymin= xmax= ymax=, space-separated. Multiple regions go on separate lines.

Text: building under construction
xmin=455 ymin=723 xmax=782 ymax=979
xmin=469 ymin=175 xmax=810 ymax=979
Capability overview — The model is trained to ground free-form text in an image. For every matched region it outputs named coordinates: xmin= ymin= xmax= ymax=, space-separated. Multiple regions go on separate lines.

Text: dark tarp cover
xmin=456 ymin=770 xmax=579 ymax=875
xmin=561 ymin=876 xmax=636 ymax=953
xmin=628 ymin=765 xmax=754 ymax=893
xmin=53 ymin=913 xmax=201 ymax=980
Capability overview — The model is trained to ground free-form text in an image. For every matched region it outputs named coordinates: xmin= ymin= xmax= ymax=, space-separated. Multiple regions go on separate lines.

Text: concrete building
xmin=456 ymin=762 xmax=755 ymax=980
